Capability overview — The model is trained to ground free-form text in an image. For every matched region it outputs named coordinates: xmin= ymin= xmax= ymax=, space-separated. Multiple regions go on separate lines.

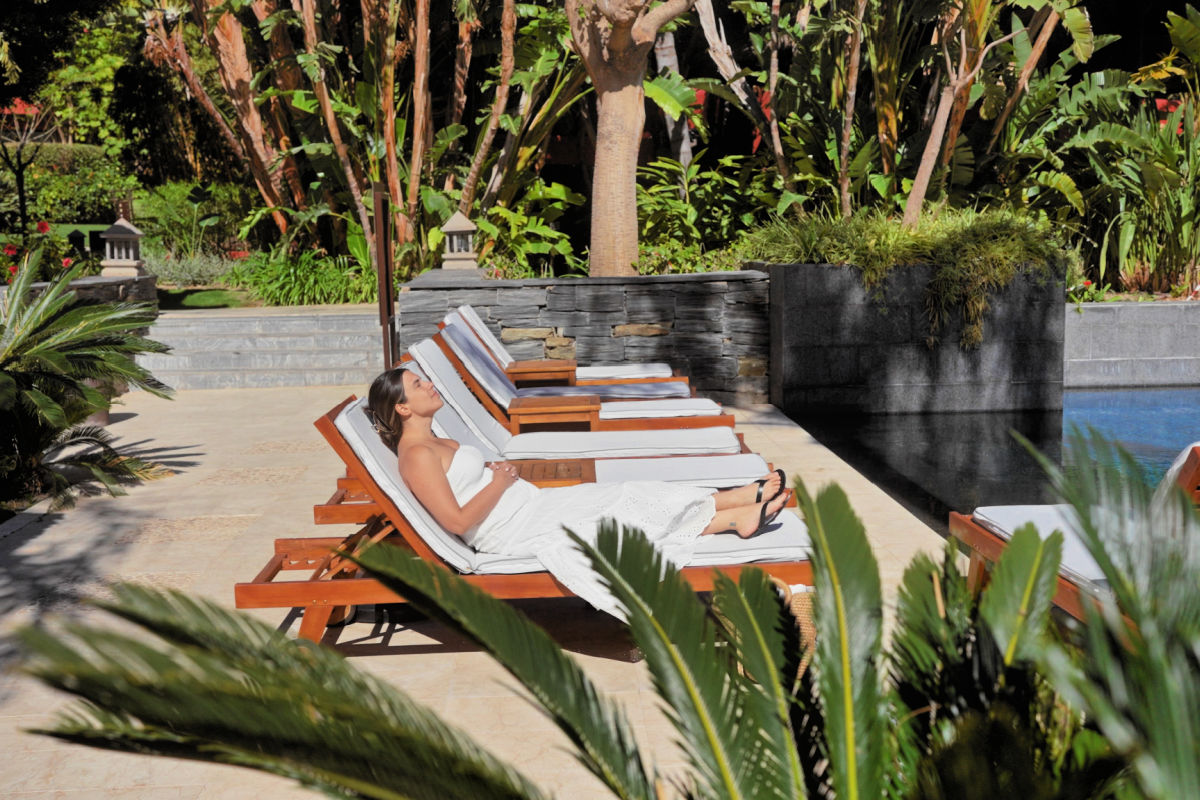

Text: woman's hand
xmin=489 ymin=461 xmax=520 ymax=486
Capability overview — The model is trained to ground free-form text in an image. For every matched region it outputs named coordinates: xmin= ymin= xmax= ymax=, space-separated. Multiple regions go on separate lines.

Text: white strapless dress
xmin=444 ymin=445 xmax=716 ymax=616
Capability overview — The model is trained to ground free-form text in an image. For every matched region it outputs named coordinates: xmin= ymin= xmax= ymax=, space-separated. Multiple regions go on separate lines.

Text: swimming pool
xmin=794 ymin=387 xmax=1200 ymax=535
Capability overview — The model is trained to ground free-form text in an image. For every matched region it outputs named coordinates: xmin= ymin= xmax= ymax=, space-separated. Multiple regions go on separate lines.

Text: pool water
xmin=794 ymin=387 xmax=1200 ymax=535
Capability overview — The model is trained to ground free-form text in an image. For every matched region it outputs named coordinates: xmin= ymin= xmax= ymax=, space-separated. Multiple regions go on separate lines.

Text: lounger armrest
xmin=505 ymin=359 xmax=578 ymax=386
xmin=314 ymin=487 xmax=381 ymax=525
xmin=507 ymin=395 xmax=601 ymax=433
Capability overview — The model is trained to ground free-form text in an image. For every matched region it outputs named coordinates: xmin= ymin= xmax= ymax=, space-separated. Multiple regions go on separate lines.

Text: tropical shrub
xmin=225 ymin=250 xmax=377 ymax=306
xmin=0 ymin=250 xmax=171 ymax=508
xmin=0 ymin=143 xmax=137 ymax=226
xmin=23 ymin=433 xmax=1196 ymax=799
xmin=142 ymin=252 xmax=238 ymax=289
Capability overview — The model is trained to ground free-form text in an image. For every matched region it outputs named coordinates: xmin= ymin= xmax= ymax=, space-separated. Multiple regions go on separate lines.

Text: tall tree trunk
xmin=405 ymin=0 xmax=431 ymax=235
xmin=902 ymin=82 xmax=955 ymax=228
xmin=653 ymin=31 xmax=693 ymax=170
xmin=442 ymin=19 xmax=478 ymax=192
xmin=250 ymin=0 xmax=307 ymax=210
xmin=196 ymin=1 xmax=291 ymax=234
xmin=766 ymin=0 xmax=789 ymax=189
xmin=838 ymin=0 xmax=868 ymax=219
xmin=295 ymin=0 xmax=373 ymax=253
xmin=566 ymin=0 xmax=695 ymax=276
xmin=987 ymin=9 xmax=1058 ymax=154
xmin=590 ymin=76 xmax=646 ymax=276
xmin=460 ymin=0 xmax=515 ymax=213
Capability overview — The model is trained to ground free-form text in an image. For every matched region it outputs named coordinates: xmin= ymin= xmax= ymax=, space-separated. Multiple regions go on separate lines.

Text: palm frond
xmin=710 ymin=570 xmax=808 ymax=798
xmin=575 ymin=524 xmax=791 ymax=800
xmin=20 ymin=584 xmax=547 ymax=800
xmin=352 ymin=542 xmax=658 ymax=800
xmin=794 ymin=479 xmax=886 ymax=800
xmin=979 ymin=524 xmax=1062 ymax=667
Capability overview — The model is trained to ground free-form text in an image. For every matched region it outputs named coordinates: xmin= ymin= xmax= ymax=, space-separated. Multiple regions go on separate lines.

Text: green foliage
xmin=741 ymin=208 xmax=1073 ymax=347
xmin=143 ymin=252 xmax=238 ymax=289
xmin=0 ymin=143 xmax=137 ymax=226
xmin=0 ymin=0 xmax=119 ymax=106
xmin=136 ymin=182 xmax=256 ymax=258
xmin=225 ymin=249 xmax=377 ymax=306
xmin=0 ymin=249 xmax=171 ymax=507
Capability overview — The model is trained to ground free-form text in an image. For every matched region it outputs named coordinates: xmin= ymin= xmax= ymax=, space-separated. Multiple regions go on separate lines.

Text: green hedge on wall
xmin=0 ymin=143 xmax=138 ymax=227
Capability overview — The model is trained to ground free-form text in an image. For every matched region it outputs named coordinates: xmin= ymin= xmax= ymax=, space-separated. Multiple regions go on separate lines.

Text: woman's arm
xmin=399 ymin=445 xmax=518 ymax=537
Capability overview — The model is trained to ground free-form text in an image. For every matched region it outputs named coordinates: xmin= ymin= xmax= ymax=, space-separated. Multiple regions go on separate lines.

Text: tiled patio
xmin=0 ymin=385 xmax=944 ymax=798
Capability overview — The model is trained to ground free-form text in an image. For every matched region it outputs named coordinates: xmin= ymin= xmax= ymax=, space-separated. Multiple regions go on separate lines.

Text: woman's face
xmin=399 ymin=369 xmax=443 ymax=418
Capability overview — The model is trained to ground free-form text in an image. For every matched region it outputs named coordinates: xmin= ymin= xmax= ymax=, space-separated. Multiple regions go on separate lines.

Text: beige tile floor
xmin=0 ymin=386 xmax=945 ymax=798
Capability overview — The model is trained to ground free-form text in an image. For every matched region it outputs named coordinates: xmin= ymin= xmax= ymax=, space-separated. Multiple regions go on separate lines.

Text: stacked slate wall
xmin=395 ymin=270 xmax=769 ymax=405
xmin=1065 ymin=302 xmax=1200 ymax=387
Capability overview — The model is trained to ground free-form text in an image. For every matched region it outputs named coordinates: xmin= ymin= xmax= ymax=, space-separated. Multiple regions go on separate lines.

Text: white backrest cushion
xmin=441 ymin=320 xmax=519 ymax=408
xmin=1153 ymin=441 xmax=1200 ymax=506
xmin=409 ymin=339 xmax=513 ymax=454
xmin=334 ymin=398 xmax=478 ymax=573
xmin=452 ymin=305 xmax=514 ymax=368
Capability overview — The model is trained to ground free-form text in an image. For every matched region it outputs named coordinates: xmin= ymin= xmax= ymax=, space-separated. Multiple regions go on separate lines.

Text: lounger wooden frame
xmin=439 ymin=318 xmax=690 ymax=388
xmin=431 ymin=331 xmax=735 ymax=433
xmin=234 ymin=397 xmax=812 ymax=642
xmin=950 ymin=444 xmax=1200 ymax=621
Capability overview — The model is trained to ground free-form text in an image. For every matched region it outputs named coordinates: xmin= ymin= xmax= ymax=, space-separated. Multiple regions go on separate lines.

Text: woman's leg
xmin=703 ymin=490 xmax=792 ymax=538
xmin=712 ymin=471 xmax=784 ymax=511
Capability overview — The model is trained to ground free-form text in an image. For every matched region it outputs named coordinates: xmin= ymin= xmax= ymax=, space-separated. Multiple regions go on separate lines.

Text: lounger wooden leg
xmin=298 ymin=604 xmax=336 ymax=641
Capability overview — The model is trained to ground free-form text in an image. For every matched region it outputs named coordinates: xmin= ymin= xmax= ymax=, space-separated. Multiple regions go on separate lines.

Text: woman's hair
xmin=367 ymin=367 xmax=409 ymax=450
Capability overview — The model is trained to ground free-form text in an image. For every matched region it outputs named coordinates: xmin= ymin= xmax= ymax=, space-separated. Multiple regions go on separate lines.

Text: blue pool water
xmin=794 ymin=387 xmax=1200 ymax=535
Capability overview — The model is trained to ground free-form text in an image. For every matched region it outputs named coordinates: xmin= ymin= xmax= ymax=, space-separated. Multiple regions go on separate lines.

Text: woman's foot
xmin=721 ymin=471 xmax=785 ymax=509
xmin=735 ymin=489 xmax=792 ymax=538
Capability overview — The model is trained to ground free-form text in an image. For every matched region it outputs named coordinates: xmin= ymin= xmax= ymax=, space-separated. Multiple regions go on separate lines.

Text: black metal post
xmin=372 ymin=182 xmax=396 ymax=367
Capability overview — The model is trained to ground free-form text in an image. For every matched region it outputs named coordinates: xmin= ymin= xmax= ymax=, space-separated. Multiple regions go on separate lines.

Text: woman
xmin=367 ymin=367 xmax=791 ymax=614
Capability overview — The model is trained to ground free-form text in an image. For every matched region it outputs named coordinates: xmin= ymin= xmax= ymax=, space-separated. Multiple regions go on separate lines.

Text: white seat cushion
xmin=972 ymin=504 xmax=1106 ymax=586
xmin=594 ymin=454 xmax=768 ymax=487
xmin=518 ymin=382 xmax=690 ymax=400
xmin=577 ymin=363 xmax=674 ymax=380
xmin=598 ymin=399 xmax=721 ymax=419
xmin=504 ymin=427 xmax=741 ymax=459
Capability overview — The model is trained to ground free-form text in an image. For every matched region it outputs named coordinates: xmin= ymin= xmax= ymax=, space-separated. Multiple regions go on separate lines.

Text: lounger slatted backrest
xmin=440 ymin=319 xmax=521 ymax=408
xmin=410 ymin=338 xmax=515 ymax=453
xmin=455 ymin=305 xmax=513 ymax=368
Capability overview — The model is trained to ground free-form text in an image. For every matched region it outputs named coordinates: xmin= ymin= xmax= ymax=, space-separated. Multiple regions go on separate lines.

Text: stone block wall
xmin=395 ymin=270 xmax=769 ymax=405
xmin=1065 ymin=302 xmax=1200 ymax=387
xmin=6 ymin=274 xmax=157 ymax=306
xmin=765 ymin=262 xmax=1064 ymax=415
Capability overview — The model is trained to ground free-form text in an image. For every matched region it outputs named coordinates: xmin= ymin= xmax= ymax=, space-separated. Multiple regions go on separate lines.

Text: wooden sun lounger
xmin=949 ymin=444 xmax=1200 ymax=621
xmin=234 ymin=397 xmax=811 ymax=643
xmin=439 ymin=318 xmax=690 ymax=388
xmin=431 ymin=331 xmax=736 ymax=433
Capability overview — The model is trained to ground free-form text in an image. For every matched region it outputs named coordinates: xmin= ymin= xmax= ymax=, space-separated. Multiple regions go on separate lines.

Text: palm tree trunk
xmin=653 ymin=31 xmax=693 ymax=170
xmin=405 ymin=0 xmax=431 ymax=235
xmin=902 ymin=82 xmax=955 ymax=228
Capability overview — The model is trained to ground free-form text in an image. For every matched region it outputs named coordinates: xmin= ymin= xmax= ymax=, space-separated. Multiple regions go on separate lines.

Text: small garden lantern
xmin=440 ymin=211 xmax=477 ymax=270
xmin=100 ymin=217 xmax=146 ymax=277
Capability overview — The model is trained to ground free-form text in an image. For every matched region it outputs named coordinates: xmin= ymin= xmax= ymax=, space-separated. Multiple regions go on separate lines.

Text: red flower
xmin=227 ymin=249 xmax=250 ymax=260
xmin=1083 ymin=280 xmax=1092 ymax=287
xmin=2 ymin=244 xmax=16 ymax=256
xmin=36 ymin=221 xmax=50 ymax=234
xmin=62 ymin=257 xmax=73 ymax=268
xmin=8 ymin=265 xmax=17 ymax=274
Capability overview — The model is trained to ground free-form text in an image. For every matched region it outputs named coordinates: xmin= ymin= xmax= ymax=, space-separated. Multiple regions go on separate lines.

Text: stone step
xmin=149 ymin=331 xmax=383 ymax=351
xmin=138 ymin=348 xmax=385 ymax=371
xmin=145 ymin=367 xmax=380 ymax=391
xmin=150 ymin=311 xmax=381 ymax=336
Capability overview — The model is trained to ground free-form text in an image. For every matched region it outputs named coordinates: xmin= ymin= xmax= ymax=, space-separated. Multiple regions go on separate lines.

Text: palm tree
xmin=19 ymin=434 xmax=1192 ymax=798
xmin=1 ymin=249 xmax=172 ymax=507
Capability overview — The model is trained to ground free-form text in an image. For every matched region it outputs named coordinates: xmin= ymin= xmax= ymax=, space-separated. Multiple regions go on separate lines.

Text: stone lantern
xmin=100 ymin=217 xmax=146 ymax=277
xmin=440 ymin=211 xmax=477 ymax=270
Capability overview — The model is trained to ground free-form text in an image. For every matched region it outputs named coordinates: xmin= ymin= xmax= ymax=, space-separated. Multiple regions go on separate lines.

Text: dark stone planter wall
xmin=763 ymin=262 xmax=1064 ymax=415
xmin=396 ymin=270 xmax=769 ymax=405
xmin=1065 ymin=301 xmax=1200 ymax=387
xmin=7 ymin=274 xmax=158 ymax=306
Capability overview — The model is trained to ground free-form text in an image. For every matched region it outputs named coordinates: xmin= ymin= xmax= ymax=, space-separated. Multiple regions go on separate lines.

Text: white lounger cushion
xmin=335 ymin=397 xmax=809 ymax=576
xmin=441 ymin=319 xmax=691 ymax=402
xmin=599 ymin=399 xmax=720 ymax=419
xmin=972 ymin=505 xmax=1106 ymax=587
xmin=504 ymin=427 xmax=740 ymax=459
xmin=594 ymin=453 xmax=768 ymax=488
xmin=452 ymin=306 xmax=674 ymax=379
xmin=410 ymin=339 xmax=740 ymax=458
xmin=576 ymin=363 xmax=675 ymax=380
